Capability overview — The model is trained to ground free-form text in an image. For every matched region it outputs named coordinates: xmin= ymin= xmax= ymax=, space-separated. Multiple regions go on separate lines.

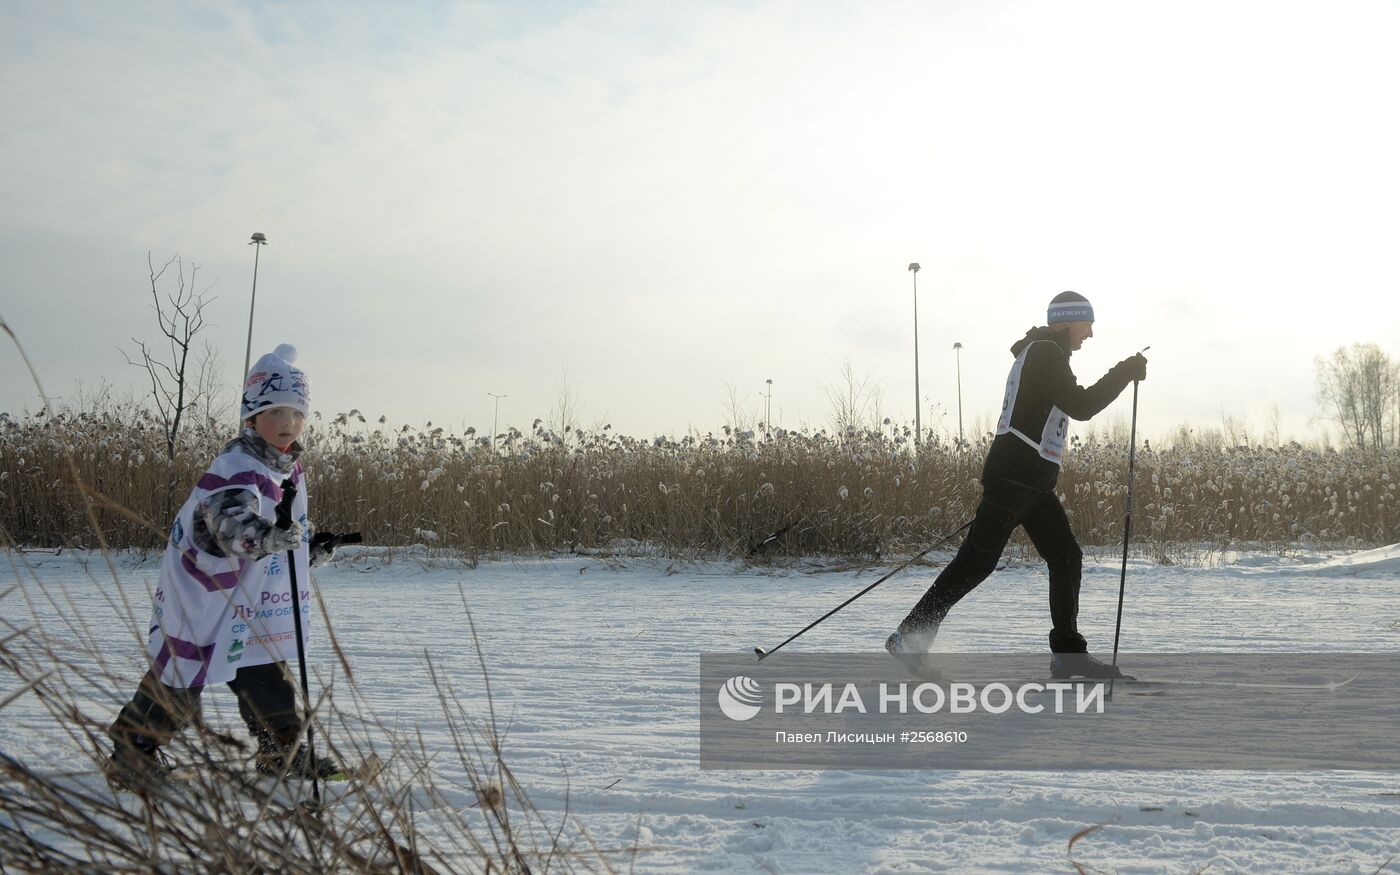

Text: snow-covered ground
xmin=6 ymin=546 xmax=1400 ymax=873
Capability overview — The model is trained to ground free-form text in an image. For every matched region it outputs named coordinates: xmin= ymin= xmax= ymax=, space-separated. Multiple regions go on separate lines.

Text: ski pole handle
xmin=275 ymin=480 xmax=297 ymax=530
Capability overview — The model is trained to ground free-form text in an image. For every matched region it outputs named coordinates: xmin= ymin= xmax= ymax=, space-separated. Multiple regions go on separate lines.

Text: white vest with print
xmin=995 ymin=342 xmax=1069 ymax=465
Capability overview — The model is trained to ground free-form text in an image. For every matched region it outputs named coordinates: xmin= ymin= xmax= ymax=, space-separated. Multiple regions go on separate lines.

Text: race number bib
xmin=1037 ymin=406 xmax=1068 ymax=463
xmin=995 ymin=344 xmax=1069 ymax=465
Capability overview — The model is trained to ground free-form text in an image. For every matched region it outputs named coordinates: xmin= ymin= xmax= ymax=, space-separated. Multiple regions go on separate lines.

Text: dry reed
xmin=4 ymin=402 xmax=1397 ymax=562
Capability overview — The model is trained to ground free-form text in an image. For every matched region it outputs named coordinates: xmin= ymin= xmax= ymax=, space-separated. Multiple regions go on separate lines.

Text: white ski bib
xmin=147 ymin=453 xmax=311 ymax=688
xmin=996 ymin=343 xmax=1069 ymax=465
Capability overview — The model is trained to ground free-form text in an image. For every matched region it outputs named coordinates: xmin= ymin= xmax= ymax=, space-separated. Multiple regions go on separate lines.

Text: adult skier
xmin=105 ymin=344 xmax=341 ymax=790
xmin=887 ymin=292 xmax=1147 ymax=678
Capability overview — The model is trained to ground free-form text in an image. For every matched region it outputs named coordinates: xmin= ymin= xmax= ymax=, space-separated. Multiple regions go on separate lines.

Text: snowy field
xmin=6 ymin=545 xmax=1400 ymax=873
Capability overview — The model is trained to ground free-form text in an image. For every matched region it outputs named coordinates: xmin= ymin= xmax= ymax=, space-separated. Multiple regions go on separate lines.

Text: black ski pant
xmin=898 ymin=478 xmax=1089 ymax=653
xmin=108 ymin=661 xmax=299 ymax=754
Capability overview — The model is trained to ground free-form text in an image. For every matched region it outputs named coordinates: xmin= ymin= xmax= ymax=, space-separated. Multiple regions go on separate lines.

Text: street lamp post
xmin=764 ymin=379 xmax=773 ymax=439
xmin=908 ymin=263 xmax=922 ymax=446
xmin=953 ymin=342 xmax=964 ymax=448
xmin=242 ymin=233 xmax=268 ymax=401
xmin=488 ymin=392 xmax=506 ymax=452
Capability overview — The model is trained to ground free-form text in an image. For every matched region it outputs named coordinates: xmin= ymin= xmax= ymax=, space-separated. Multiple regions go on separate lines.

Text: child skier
xmin=888 ymin=292 xmax=1148 ymax=679
xmin=105 ymin=344 xmax=339 ymax=789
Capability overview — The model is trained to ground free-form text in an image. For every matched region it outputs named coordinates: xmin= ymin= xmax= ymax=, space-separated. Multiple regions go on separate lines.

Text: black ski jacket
xmin=981 ymin=327 xmax=1138 ymax=493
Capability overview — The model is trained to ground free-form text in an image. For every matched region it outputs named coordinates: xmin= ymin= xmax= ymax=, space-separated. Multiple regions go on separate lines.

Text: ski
xmin=114 ymin=753 xmax=384 ymax=796
xmin=882 ymin=668 xmax=1358 ymax=695
xmin=886 ymin=673 xmax=1166 ymax=692
xmin=1120 ymin=673 xmax=1359 ymax=693
xmin=321 ymin=752 xmax=384 ymax=783
xmin=238 ymin=752 xmax=384 ymax=785
xmin=885 ymin=648 xmax=1154 ymax=688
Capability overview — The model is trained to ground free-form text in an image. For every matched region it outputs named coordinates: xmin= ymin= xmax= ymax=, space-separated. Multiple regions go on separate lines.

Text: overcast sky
xmin=3 ymin=1 xmax=1398 ymax=444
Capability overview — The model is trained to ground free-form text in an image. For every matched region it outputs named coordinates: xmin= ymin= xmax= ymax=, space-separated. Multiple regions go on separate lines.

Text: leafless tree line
xmin=1315 ymin=343 xmax=1400 ymax=451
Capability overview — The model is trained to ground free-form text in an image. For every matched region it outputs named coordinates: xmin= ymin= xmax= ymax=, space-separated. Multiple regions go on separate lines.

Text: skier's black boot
xmin=284 ymin=744 xmax=342 ymax=780
xmin=1050 ymin=652 xmax=1135 ymax=681
xmin=255 ymin=727 xmax=341 ymax=780
xmin=102 ymin=733 xmax=172 ymax=794
xmin=884 ymin=631 xmax=905 ymax=657
xmin=885 ymin=629 xmax=948 ymax=683
xmin=105 ymin=671 xmax=197 ymax=793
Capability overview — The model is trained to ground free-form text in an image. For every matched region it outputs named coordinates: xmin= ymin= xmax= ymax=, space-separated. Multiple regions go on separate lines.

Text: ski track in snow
xmin=5 ymin=548 xmax=1400 ymax=873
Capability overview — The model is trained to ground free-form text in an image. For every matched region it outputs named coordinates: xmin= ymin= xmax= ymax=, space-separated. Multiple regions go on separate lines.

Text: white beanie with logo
xmin=241 ymin=343 xmax=310 ymax=421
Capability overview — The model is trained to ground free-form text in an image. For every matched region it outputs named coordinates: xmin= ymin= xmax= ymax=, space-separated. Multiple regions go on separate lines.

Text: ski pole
xmin=754 ymin=518 xmax=973 ymax=661
xmin=276 ymin=479 xmax=319 ymax=805
xmin=1108 ymin=351 xmax=1147 ymax=699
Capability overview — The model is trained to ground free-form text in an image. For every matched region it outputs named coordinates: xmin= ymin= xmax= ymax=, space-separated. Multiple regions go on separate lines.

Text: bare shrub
xmin=0 ymin=553 xmax=619 ymax=873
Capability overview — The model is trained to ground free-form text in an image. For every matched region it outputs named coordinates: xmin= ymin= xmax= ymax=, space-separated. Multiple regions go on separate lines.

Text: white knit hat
xmin=241 ymin=343 xmax=310 ymax=420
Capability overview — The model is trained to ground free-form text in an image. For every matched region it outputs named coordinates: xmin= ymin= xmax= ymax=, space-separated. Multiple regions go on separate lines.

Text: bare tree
xmin=1221 ymin=411 xmax=1253 ymax=448
xmin=123 ymin=254 xmax=219 ymax=462
xmin=546 ymin=372 xmax=580 ymax=443
xmin=869 ymin=384 xmax=887 ymax=443
xmin=192 ymin=340 xmax=232 ymax=435
xmin=823 ymin=357 xmax=881 ymax=442
xmin=1315 ymin=343 xmax=1397 ymax=451
xmin=718 ymin=379 xmax=759 ymax=440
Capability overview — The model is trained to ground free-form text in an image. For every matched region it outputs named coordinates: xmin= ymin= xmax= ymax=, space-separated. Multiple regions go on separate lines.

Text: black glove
xmin=1121 ymin=352 xmax=1147 ymax=383
xmin=310 ymin=530 xmax=363 ymax=567
xmin=309 ymin=531 xmax=336 ymax=566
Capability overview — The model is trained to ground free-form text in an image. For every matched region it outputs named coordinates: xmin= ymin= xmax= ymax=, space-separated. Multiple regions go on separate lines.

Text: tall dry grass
xmin=0 ymin=551 xmax=626 ymax=873
xmin=4 ymin=402 xmax=1398 ymax=561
